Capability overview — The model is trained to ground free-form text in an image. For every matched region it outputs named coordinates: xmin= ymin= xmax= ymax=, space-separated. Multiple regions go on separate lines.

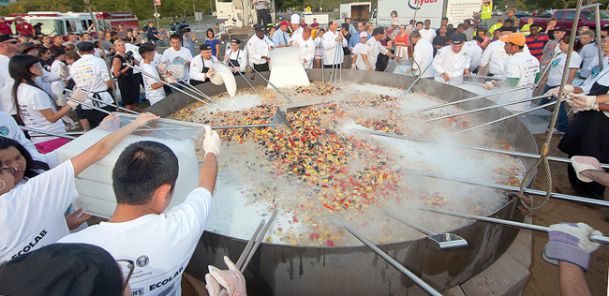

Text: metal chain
xmin=518 ymin=0 xmax=584 ymax=211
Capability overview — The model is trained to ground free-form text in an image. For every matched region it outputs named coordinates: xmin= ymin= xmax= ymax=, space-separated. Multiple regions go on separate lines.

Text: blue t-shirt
xmin=205 ymin=39 xmax=220 ymax=56
xmin=147 ymin=27 xmax=159 ymax=41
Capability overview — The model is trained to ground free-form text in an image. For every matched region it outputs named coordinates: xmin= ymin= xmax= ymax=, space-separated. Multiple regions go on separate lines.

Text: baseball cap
xmin=280 ymin=20 xmax=290 ymax=27
xmin=553 ymin=25 xmax=566 ymax=32
xmin=359 ymin=31 xmax=368 ymax=38
xmin=500 ymin=32 xmax=526 ymax=47
xmin=253 ymin=24 xmax=265 ymax=32
xmin=200 ymin=43 xmax=212 ymax=51
xmin=450 ymin=34 xmax=465 ymax=44
xmin=18 ymin=42 xmax=37 ymax=53
xmin=530 ymin=23 xmax=540 ymax=28
xmin=498 ymin=26 xmax=517 ymax=32
xmin=231 ymin=38 xmax=241 ymax=44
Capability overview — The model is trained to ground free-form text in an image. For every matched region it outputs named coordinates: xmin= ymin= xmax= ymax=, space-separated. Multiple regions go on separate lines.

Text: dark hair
xmin=561 ymin=35 xmax=582 ymax=52
xmin=112 ymin=141 xmax=179 ymax=205
xmin=410 ymin=31 xmax=421 ymax=38
xmin=206 ymin=28 xmax=215 ymax=38
xmin=9 ymin=54 xmax=43 ymax=123
xmin=38 ymin=46 xmax=50 ymax=56
xmin=0 ymin=137 xmax=49 ymax=179
xmin=138 ymin=43 xmax=156 ymax=56
xmin=50 ymin=47 xmax=66 ymax=58
xmin=416 ymin=21 xmax=423 ymax=26
xmin=77 ymin=41 xmax=95 ymax=52
xmin=372 ymin=27 xmax=385 ymax=36
xmin=65 ymin=50 xmax=80 ymax=62
xmin=169 ymin=33 xmax=181 ymax=41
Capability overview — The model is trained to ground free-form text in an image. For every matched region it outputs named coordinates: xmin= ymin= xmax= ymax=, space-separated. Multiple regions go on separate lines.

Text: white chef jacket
xmin=322 ymin=30 xmax=347 ymax=66
xmin=69 ymin=54 xmax=114 ymax=109
xmin=290 ymin=26 xmax=303 ymax=42
xmin=0 ymin=54 xmax=15 ymax=115
xmin=190 ymin=55 xmax=219 ymax=82
xmin=412 ymin=39 xmax=434 ymax=78
xmin=292 ymin=36 xmax=316 ymax=69
xmin=364 ymin=37 xmax=389 ymax=71
xmin=419 ymin=28 xmax=436 ymax=43
xmin=247 ymin=34 xmax=271 ymax=67
xmin=224 ymin=49 xmax=247 ymax=72
xmin=351 ymin=42 xmax=370 ymax=70
xmin=479 ymin=40 xmax=509 ymax=75
xmin=463 ymin=40 xmax=483 ymax=71
xmin=432 ymin=45 xmax=471 ymax=80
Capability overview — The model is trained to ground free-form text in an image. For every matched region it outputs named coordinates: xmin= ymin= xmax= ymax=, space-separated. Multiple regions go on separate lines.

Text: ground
xmin=525 ymin=134 xmax=609 ymax=296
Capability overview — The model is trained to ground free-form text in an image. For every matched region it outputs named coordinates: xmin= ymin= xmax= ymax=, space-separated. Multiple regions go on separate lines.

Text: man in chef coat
xmin=365 ymin=27 xmax=396 ymax=71
xmin=290 ymin=28 xmax=316 ymax=69
xmin=190 ymin=44 xmax=219 ymax=85
xmin=322 ymin=20 xmax=348 ymax=69
xmin=410 ymin=31 xmax=434 ymax=78
xmin=224 ymin=38 xmax=247 ymax=74
xmin=478 ymin=27 xmax=515 ymax=77
xmin=432 ymin=34 xmax=471 ymax=82
xmin=247 ymin=24 xmax=272 ymax=72
xmin=290 ymin=14 xmax=303 ymax=41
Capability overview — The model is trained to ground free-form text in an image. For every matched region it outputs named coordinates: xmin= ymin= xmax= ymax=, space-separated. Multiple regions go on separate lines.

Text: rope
xmin=517 ymin=0 xmax=584 ymax=211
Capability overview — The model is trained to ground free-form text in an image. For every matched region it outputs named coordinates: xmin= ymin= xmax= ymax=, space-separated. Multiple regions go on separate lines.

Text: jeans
xmin=541 ymin=84 xmax=569 ymax=132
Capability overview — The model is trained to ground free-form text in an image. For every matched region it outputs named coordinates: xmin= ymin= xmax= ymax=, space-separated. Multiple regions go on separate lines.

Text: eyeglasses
xmin=116 ymin=259 xmax=134 ymax=291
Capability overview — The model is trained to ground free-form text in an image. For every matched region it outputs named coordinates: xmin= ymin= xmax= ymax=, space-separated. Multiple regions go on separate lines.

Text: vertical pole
xmin=153 ymin=0 xmax=160 ymax=29
xmin=595 ymin=4 xmax=604 ymax=71
xmin=193 ymin=0 xmax=196 ymax=18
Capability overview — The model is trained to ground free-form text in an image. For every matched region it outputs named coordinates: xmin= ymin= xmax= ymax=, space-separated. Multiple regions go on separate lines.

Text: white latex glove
xmin=205 ymin=256 xmax=246 ymax=296
xmin=203 ymin=125 xmax=221 ymax=157
xmin=66 ymin=88 xmax=87 ymax=109
xmin=567 ymin=93 xmax=598 ymax=111
xmin=99 ymin=113 xmax=122 ymax=131
xmin=482 ymin=80 xmax=496 ymax=90
xmin=571 ymin=156 xmax=603 ymax=183
xmin=545 ymin=84 xmax=575 ymax=99
xmin=55 ymin=93 xmax=67 ymax=107
xmin=207 ymin=68 xmax=215 ymax=77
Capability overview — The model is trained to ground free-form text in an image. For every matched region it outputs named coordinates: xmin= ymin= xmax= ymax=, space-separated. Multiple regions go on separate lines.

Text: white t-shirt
xmin=69 ymin=54 xmax=114 ymax=109
xmin=161 ymin=47 xmax=193 ymax=81
xmin=141 ymin=63 xmax=165 ymax=106
xmin=0 ymin=54 xmax=15 ymax=115
xmin=0 ymin=160 xmax=78 ymax=263
xmin=352 ymin=42 xmax=370 ymax=70
xmin=16 ymin=83 xmax=66 ymax=144
xmin=419 ymin=28 xmax=436 ymax=43
xmin=547 ymin=51 xmax=583 ymax=87
xmin=503 ymin=51 xmax=540 ymax=112
xmin=578 ymin=43 xmax=598 ymax=79
xmin=59 ymin=188 xmax=213 ymax=296
xmin=0 ymin=111 xmax=58 ymax=167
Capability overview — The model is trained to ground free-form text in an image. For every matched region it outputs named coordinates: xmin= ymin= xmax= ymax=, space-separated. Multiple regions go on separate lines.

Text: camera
xmin=125 ymin=51 xmax=135 ymax=62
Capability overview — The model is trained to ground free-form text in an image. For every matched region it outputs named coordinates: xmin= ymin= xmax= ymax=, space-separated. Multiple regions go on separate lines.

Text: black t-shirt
xmin=146 ymin=27 xmax=159 ymax=41
xmin=433 ymin=35 xmax=449 ymax=48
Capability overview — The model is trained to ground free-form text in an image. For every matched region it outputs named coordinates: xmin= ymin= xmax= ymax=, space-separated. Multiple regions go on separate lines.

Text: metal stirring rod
xmin=421 ymin=207 xmax=609 ymax=245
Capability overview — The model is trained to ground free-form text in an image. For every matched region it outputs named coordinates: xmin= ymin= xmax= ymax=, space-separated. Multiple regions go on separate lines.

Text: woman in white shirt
xmin=540 ymin=36 xmax=583 ymax=133
xmin=9 ymin=54 xmax=77 ymax=153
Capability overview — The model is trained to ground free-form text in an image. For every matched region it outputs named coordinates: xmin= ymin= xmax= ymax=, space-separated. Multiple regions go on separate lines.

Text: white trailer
xmin=339 ymin=2 xmax=372 ymax=22
xmin=376 ymin=0 xmax=481 ymax=27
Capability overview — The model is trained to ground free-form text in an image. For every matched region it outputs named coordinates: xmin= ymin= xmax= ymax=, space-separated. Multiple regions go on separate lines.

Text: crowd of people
xmin=0 ymin=5 xmax=607 ymax=296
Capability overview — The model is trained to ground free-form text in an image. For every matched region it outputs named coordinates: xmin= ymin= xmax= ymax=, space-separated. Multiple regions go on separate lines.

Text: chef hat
xmin=291 ymin=14 xmax=300 ymax=25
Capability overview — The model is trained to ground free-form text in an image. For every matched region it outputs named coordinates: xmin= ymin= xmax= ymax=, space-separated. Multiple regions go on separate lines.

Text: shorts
xmin=75 ymin=105 xmax=87 ymax=120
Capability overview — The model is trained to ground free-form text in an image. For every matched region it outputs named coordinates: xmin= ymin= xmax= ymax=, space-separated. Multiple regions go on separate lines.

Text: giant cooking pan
xmin=145 ymin=70 xmax=537 ymax=295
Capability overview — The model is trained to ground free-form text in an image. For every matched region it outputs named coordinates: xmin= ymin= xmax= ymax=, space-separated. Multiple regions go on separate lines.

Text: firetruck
xmin=6 ymin=11 xmax=139 ymax=36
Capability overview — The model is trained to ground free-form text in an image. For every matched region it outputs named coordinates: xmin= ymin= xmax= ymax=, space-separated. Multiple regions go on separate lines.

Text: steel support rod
xmin=406 ymin=169 xmax=609 ymax=207
xmin=426 ymin=94 xmax=550 ymax=122
xmin=239 ymin=209 xmax=278 ymax=272
xmin=403 ymin=86 xmax=530 ymax=116
xmin=421 ymin=207 xmax=609 ymax=245
xmin=595 ymin=4 xmax=604 ymax=71
xmin=343 ymin=224 xmax=442 ymax=296
xmin=452 ymin=101 xmax=556 ymax=136
xmin=404 ymin=62 xmax=433 ymax=94
xmin=352 ymin=129 xmax=609 ymax=169
xmin=64 ymin=89 xmax=139 ymax=115
xmin=20 ymin=126 xmax=77 ymax=139
xmin=226 ymin=59 xmax=259 ymax=94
